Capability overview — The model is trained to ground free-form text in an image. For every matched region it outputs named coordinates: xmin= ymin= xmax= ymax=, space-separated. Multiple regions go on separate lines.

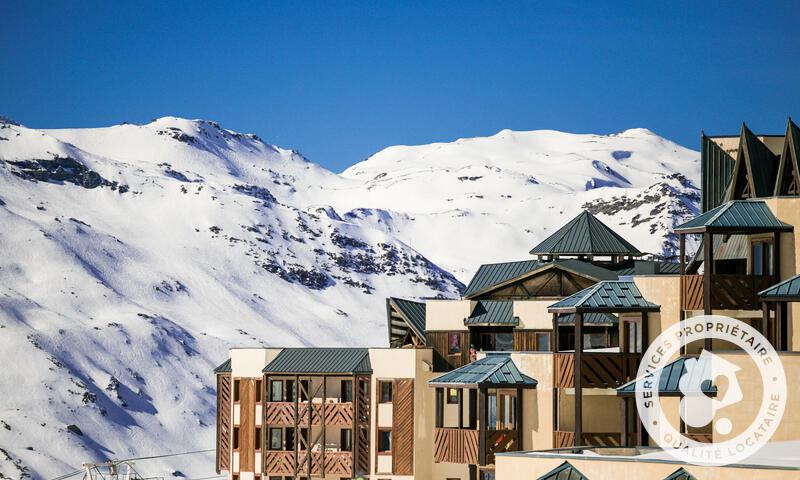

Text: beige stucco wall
xmin=511 ymin=352 xmax=555 ymax=450
xmin=633 ymin=275 xmax=682 ymax=344
xmin=426 ymin=299 xmax=472 ymax=331
xmin=765 ymin=197 xmax=800 ymax=349
xmin=513 ymin=300 xmax=555 ymax=330
xmin=495 ymin=454 xmax=800 ymax=480
xmin=230 ymin=347 xmax=281 ymax=377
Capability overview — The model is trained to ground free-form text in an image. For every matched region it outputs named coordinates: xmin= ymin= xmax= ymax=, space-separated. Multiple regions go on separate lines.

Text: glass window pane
xmin=270 ymin=381 xmax=283 ymax=402
xmin=495 ymin=333 xmax=514 ymax=351
xmin=487 ymin=392 xmax=497 ymax=430
xmin=379 ymin=430 xmax=391 ymax=452
xmin=536 ymin=332 xmax=550 ymax=352
xmin=269 ymin=428 xmax=282 ymax=450
xmin=752 ymin=242 xmax=764 ymax=275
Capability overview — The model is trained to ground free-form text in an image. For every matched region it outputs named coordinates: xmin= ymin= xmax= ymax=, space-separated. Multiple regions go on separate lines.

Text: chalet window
xmin=285 ymin=428 xmax=295 ymax=451
xmin=340 ymin=428 xmax=353 ymax=451
xmin=300 ymin=379 xmax=309 ymax=401
xmin=285 ymin=380 xmax=295 ymax=402
xmin=234 ymin=379 xmax=241 ymax=402
xmin=341 ymin=380 xmax=353 ymax=402
xmin=626 ymin=320 xmax=642 ymax=353
xmin=379 ymin=381 xmax=393 ymax=403
xmin=255 ymin=426 xmax=262 ymax=450
xmin=255 ymin=380 xmax=263 ymax=402
xmin=270 ymin=380 xmax=283 ymax=402
xmin=269 ymin=428 xmax=282 ymax=450
xmin=448 ymin=332 xmax=462 ymax=354
xmin=751 ymin=239 xmax=774 ymax=275
xmin=446 ymin=388 xmax=459 ymax=404
xmin=495 ymin=332 xmax=514 ymax=351
xmin=378 ymin=429 xmax=392 ymax=453
xmin=535 ymin=332 xmax=550 ymax=351
xmin=487 ymin=389 xmax=517 ymax=430
xmin=233 ymin=426 xmax=240 ymax=449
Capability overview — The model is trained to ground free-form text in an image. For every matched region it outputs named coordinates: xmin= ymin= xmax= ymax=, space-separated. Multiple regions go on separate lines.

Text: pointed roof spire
xmin=529 ymin=210 xmax=642 ymax=257
xmin=726 ymin=123 xmax=779 ymax=200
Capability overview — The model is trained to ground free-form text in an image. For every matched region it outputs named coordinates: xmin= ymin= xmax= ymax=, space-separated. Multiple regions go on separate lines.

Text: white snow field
xmin=0 ymin=117 xmax=699 ymax=479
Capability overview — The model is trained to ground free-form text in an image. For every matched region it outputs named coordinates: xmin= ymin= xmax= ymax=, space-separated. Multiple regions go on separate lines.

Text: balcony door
xmin=486 ymin=389 xmax=517 ymax=430
xmin=751 ymin=239 xmax=774 ymax=275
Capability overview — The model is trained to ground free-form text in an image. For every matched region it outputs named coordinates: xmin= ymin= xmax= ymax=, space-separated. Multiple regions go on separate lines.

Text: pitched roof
xmin=759 ymin=274 xmax=800 ymax=301
xmin=663 ymin=468 xmax=697 ymax=480
xmin=536 ymin=461 xmax=588 ymax=480
xmin=462 ymin=260 xmax=543 ymax=298
xmin=558 ymin=312 xmax=618 ymax=326
xmin=548 ymin=281 xmax=659 ymax=313
xmin=529 ymin=211 xmax=642 ymax=256
xmin=774 ymin=119 xmax=800 ymax=195
xmin=214 ymin=358 xmax=232 ymax=373
xmin=387 ymin=297 xmax=426 ymax=346
xmin=614 ymin=261 xmax=681 ymax=276
xmin=701 ymin=133 xmax=736 ymax=212
xmin=738 ymin=123 xmax=780 ymax=198
xmin=428 ymin=354 xmax=537 ymax=389
xmin=263 ymin=348 xmax=372 ymax=374
xmin=617 ymin=356 xmax=717 ymax=396
xmin=464 ymin=300 xmax=518 ymax=326
xmin=673 ymin=200 xmax=792 ymax=233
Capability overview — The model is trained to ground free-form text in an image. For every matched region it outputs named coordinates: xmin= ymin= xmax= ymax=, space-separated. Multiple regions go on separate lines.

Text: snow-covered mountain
xmin=0 ymin=116 xmax=699 ymax=479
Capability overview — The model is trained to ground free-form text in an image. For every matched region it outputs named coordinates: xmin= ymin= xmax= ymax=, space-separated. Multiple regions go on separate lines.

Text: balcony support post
xmin=552 ymin=312 xmax=559 ymax=353
xmin=321 ymin=375 xmax=326 ymax=477
xmin=641 ymin=311 xmax=648 ymax=355
xmin=435 ymin=388 xmax=444 ymax=428
xmin=574 ymin=312 xmax=583 ymax=447
xmin=778 ymin=301 xmax=787 ymax=351
xmin=457 ymin=388 xmax=464 ymax=429
xmin=478 ymin=387 xmax=487 ymax=465
xmin=516 ymin=388 xmax=523 ymax=451
xmin=703 ymin=232 xmax=713 ymax=351
xmin=762 ymin=302 xmax=770 ymax=344
xmin=468 ymin=388 xmax=477 ymax=428
xmin=293 ymin=374 xmax=299 ymax=477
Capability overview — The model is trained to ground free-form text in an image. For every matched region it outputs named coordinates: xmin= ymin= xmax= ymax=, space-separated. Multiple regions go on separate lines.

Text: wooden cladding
xmin=554 ymin=353 xmax=640 ymax=389
xmin=681 ymin=274 xmax=775 ymax=311
xmin=355 ymin=375 xmax=371 ymax=476
xmin=433 ymin=428 xmax=479 ymax=464
xmin=485 ymin=429 xmax=518 ymax=465
xmin=428 ymin=332 xmax=470 ymax=372
xmin=265 ymin=402 xmax=354 ymax=427
xmin=554 ymin=430 xmax=621 ymax=447
xmin=216 ymin=374 xmax=232 ymax=473
xmin=237 ymin=378 xmax=256 ymax=472
xmin=392 ymin=379 xmax=414 ymax=475
xmin=553 ymin=430 xmax=574 ymax=449
xmin=263 ymin=451 xmax=352 ymax=476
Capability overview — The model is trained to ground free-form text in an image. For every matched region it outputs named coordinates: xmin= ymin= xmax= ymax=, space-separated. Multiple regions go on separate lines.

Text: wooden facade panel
xmin=392 ymin=379 xmax=414 ymax=475
xmin=355 ymin=375 xmax=371 ymax=476
xmin=216 ymin=374 xmax=232 ymax=473
xmin=428 ymin=331 xmax=470 ymax=372
xmin=238 ymin=378 xmax=255 ymax=472
xmin=554 ymin=353 xmax=640 ymax=389
xmin=513 ymin=330 xmax=541 ymax=351
xmin=682 ymin=274 xmax=775 ymax=311
xmin=433 ymin=427 xmax=479 ymax=464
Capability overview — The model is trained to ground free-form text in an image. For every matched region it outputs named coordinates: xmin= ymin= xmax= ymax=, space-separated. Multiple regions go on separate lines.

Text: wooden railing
xmin=554 ymin=353 xmax=641 ymax=389
xmin=433 ymin=428 xmax=479 ymax=465
xmin=265 ymin=401 xmax=354 ymax=427
xmin=263 ymin=450 xmax=352 ymax=476
xmin=485 ymin=429 xmax=518 ymax=465
xmin=685 ymin=432 xmax=713 ymax=443
xmin=681 ymin=274 xmax=775 ymax=311
xmin=553 ymin=430 xmax=622 ymax=447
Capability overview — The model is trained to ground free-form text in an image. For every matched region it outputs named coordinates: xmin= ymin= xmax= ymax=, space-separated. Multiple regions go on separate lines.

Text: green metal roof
xmin=701 ymin=133 xmax=736 ymax=212
xmin=536 ymin=461 xmax=588 ymax=480
xmin=548 ymin=281 xmax=659 ymax=313
xmin=555 ymin=259 xmax=619 ymax=281
xmin=464 ymin=300 xmax=518 ymax=326
xmin=529 ymin=211 xmax=642 ymax=256
xmin=614 ymin=261 xmax=681 ymax=276
xmin=462 ymin=260 xmax=543 ymax=298
xmin=214 ymin=358 xmax=232 ymax=374
xmin=735 ymin=123 xmax=779 ymax=199
xmin=617 ymin=356 xmax=716 ymax=396
xmin=663 ymin=468 xmax=697 ymax=480
xmin=263 ymin=348 xmax=372 ymax=374
xmin=387 ymin=297 xmax=427 ymax=345
xmin=774 ymin=119 xmax=800 ymax=195
xmin=428 ymin=354 xmax=537 ymax=389
xmin=558 ymin=312 xmax=617 ymax=326
xmin=673 ymin=200 xmax=792 ymax=233
xmin=759 ymin=274 xmax=800 ymax=301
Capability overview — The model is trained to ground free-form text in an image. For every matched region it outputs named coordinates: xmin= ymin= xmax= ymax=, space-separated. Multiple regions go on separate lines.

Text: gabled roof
xmin=558 ymin=312 xmax=617 ymax=326
xmin=214 ymin=358 xmax=232 ymax=373
xmin=464 ymin=300 xmax=518 ymax=326
xmin=673 ymin=200 xmax=792 ymax=234
xmin=536 ymin=461 xmax=588 ymax=480
xmin=462 ymin=260 xmax=543 ymax=298
xmin=387 ymin=297 xmax=426 ymax=346
xmin=529 ymin=211 xmax=642 ymax=257
xmin=663 ymin=468 xmax=697 ymax=480
xmin=725 ymin=123 xmax=779 ymax=201
xmin=759 ymin=274 xmax=800 ymax=301
xmin=263 ymin=348 xmax=372 ymax=375
xmin=617 ymin=356 xmax=717 ymax=396
xmin=701 ymin=133 xmax=736 ymax=212
xmin=428 ymin=354 xmax=537 ymax=389
xmin=774 ymin=119 xmax=800 ymax=195
xmin=548 ymin=281 xmax=659 ymax=313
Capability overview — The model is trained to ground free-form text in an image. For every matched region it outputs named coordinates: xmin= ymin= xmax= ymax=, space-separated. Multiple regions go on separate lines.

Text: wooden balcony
xmin=263 ymin=450 xmax=352 ymax=476
xmin=433 ymin=428 xmax=479 ymax=464
xmin=485 ymin=429 xmax=519 ymax=465
xmin=265 ymin=401 xmax=354 ymax=427
xmin=554 ymin=352 xmax=641 ymax=389
xmin=681 ymin=274 xmax=775 ymax=311
xmin=685 ymin=432 xmax=713 ymax=443
xmin=554 ymin=430 xmax=624 ymax=448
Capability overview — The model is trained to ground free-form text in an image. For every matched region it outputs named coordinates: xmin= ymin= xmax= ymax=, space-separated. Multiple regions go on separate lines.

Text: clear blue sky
xmin=3 ymin=1 xmax=799 ymax=172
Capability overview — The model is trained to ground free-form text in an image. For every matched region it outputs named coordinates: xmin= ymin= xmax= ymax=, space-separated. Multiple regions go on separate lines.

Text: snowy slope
xmin=0 ymin=117 xmax=699 ymax=479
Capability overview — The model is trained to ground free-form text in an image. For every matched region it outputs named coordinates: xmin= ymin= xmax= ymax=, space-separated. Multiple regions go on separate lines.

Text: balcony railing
xmin=433 ymin=428 xmax=479 ymax=464
xmin=554 ymin=353 xmax=641 ymax=389
xmin=681 ymin=274 xmax=775 ymax=311
xmin=265 ymin=401 xmax=354 ymax=427
xmin=553 ymin=430 xmax=625 ymax=448
xmin=264 ymin=450 xmax=352 ymax=476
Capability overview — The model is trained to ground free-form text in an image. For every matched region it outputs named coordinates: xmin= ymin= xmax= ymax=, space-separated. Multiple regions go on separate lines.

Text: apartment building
xmin=215 ymin=118 xmax=800 ymax=479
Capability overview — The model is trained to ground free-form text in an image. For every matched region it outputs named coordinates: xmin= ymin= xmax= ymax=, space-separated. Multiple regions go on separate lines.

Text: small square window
xmin=535 ymin=332 xmax=550 ymax=352
xmin=446 ymin=388 xmax=459 ymax=404
xmin=255 ymin=426 xmax=262 ymax=450
xmin=269 ymin=428 xmax=282 ymax=450
xmin=270 ymin=380 xmax=283 ymax=402
xmin=379 ymin=381 xmax=393 ymax=403
xmin=234 ymin=379 xmax=241 ymax=402
xmin=340 ymin=428 xmax=353 ymax=452
xmin=378 ymin=429 xmax=391 ymax=453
